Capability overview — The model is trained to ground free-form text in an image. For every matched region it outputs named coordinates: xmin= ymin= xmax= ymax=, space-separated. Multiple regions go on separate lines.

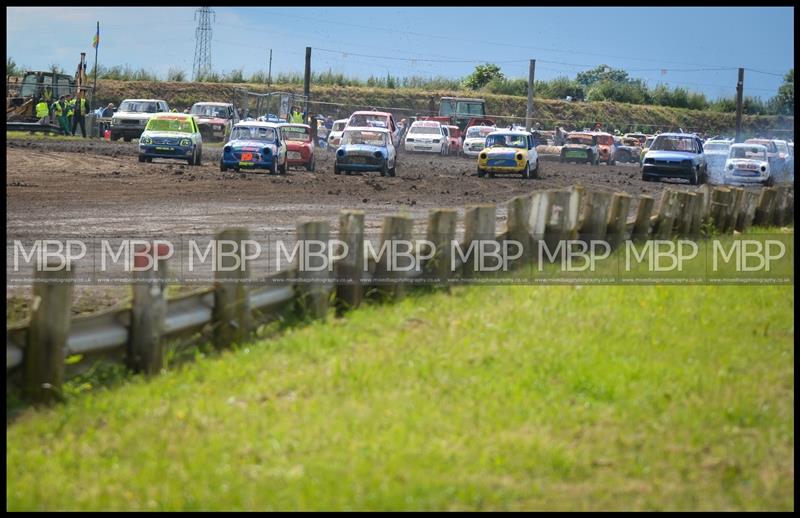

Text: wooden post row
xmin=213 ymin=228 xmax=253 ymax=348
xmin=24 ymin=261 xmax=74 ymax=404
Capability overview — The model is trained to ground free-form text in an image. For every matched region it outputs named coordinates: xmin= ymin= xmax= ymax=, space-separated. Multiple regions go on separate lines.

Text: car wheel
xmin=559 ymin=154 xmax=566 ymax=163
xmin=380 ymin=162 xmax=388 ymax=177
xmin=146 ymin=158 xmax=152 ymax=163
xmin=306 ymin=157 xmax=315 ymax=172
xmin=279 ymin=160 xmax=287 ymax=175
xmin=269 ymin=160 xmax=277 ymax=175
xmin=187 ymin=148 xmax=196 ymax=166
xmin=488 ymin=170 xmax=496 ymax=178
xmin=609 ymin=158 xmax=616 ymax=166
xmin=334 ymin=166 xmax=341 ymax=175
xmin=123 ymin=136 xmax=132 ymax=143
xmin=220 ymin=161 xmax=227 ymax=172
xmin=642 ymin=174 xmax=651 ymax=182
xmin=689 ymin=168 xmax=699 ymax=185
xmin=138 ymin=155 xmax=146 ymax=163
xmin=195 ymin=147 xmax=202 ymax=166
xmin=765 ymin=175 xmax=775 ymax=187
xmin=477 ymin=167 xmax=486 ymax=178
xmin=522 ymin=162 xmax=531 ymax=180
xmin=531 ymin=159 xmax=540 ymax=179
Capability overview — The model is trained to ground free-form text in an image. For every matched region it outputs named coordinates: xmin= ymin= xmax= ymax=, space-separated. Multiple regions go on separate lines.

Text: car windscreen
xmin=730 ymin=146 xmax=767 ymax=160
xmin=349 ymin=115 xmax=388 ymax=128
xmin=342 ymin=130 xmax=386 ymax=146
xmin=486 ymin=134 xmax=527 ymax=149
xmin=456 ymin=101 xmax=485 ymax=116
xmin=650 ymin=136 xmax=696 ymax=152
xmin=332 ymin=122 xmax=347 ymax=132
xmin=705 ymin=142 xmax=731 ymax=153
xmin=596 ymin=135 xmax=614 ymax=145
xmin=230 ymin=126 xmax=276 ymax=141
xmin=191 ymin=105 xmax=228 ymax=118
xmin=567 ymin=136 xmax=593 ymax=146
xmin=120 ymin=101 xmax=159 ymax=113
xmin=281 ymin=126 xmax=311 ymax=142
xmin=466 ymin=127 xmax=494 ymax=138
xmin=409 ymin=125 xmax=441 ymax=135
xmin=775 ymin=142 xmax=789 ymax=154
xmin=146 ymin=118 xmax=193 ymax=133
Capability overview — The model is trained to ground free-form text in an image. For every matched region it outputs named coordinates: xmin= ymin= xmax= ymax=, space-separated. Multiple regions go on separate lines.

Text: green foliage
xmin=48 ymin=62 xmax=65 ymax=76
xmin=484 ymin=77 xmax=528 ymax=96
xmin=98 ymin=65 xmax=159 ymax=82
xmin=576 ymin=64 xmax=631 ymax=87
xmin=587 ymin=79 xmax=651 ymax=105
xmin=167 ymin=68 xmax=186 ymax=82
xmin=535 ymin=76 xmax=586 ymax=101
xmin=7 ymin=56 xmax=22 ymax=77
xmin=771 ymin=68 xmax=793 ymax=115
xmin=462 ymin=63 xmax=505 ymax=90
xmin=223 ymin=68 xmax=246 ymax=83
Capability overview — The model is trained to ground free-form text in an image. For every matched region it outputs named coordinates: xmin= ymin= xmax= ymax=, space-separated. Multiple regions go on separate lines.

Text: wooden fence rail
xmin=6 ymin=183 xmax=794 ymax=403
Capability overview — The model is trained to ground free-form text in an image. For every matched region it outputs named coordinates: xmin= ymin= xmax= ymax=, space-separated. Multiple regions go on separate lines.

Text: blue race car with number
xmin=219 ymin=121 xmax=287 ymax=174
xmin=138 ymin=113 xmax=203 ymax=166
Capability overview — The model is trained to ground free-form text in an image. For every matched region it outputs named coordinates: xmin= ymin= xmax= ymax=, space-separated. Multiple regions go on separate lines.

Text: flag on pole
xmin=92 ymin=26 xmax=99 ymax=48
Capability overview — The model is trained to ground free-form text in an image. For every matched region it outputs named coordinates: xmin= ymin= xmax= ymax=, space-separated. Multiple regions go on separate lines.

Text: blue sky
xmin=6 ymin=7 xmax=794 ymax=101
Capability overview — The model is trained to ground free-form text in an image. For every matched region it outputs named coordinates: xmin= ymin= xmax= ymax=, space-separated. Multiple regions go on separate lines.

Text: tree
xmin=7 ymin=56 xmax=22 ymax=77
xmin=462 ymin=63 xmax=504 ymax=90
xmin=771 ymin=68 xmax=793 ymax=115
xmin=576 ymin=64 xmax=630 ymax=87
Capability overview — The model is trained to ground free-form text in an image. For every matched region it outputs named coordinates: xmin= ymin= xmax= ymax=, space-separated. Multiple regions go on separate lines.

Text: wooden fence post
xmin=506 ymin=195 xmax=533 ymax=266
xmin=753 ymin=187 xmax=778 ymax=226
xmin=213 ymin=228 xmax=253 ymax=349
xmin=579 ymin=190 xmax=613 ymax=242
xmin=24 ymin=261 xmax=74 ymax=404
xmin=631 ymin=195 xmax=655 ymax=241
xmin=724 ymin=187 xmax=745 ymax=233
xmin=653 ymin=189 xmax=678 ymax=239
xmin=543 ymin=190 xmax=572 ymax=258
xmin=334 ymin=210 xmax=364 ymax=315
xmin=607 ymin=192 xmax=631 ymax=250
xmin=736 ymin=190 xmax=762 ymax=232
xmin=372 ymin=215 xmax=414 ymax=300
xmin=129 ymin=245 xmax=169 ymax=374
xmin=295 ymin=220 xmax=331 ymax=320
xmin=424 ymin=208 xmax=458 ymax=287
xmin=772 ymin=186 xmax=789 ymax=226
xmin=461 ymin=204 xmax=496 ymax=278
xmin=709 ymin=187 xmax=732 ymax=232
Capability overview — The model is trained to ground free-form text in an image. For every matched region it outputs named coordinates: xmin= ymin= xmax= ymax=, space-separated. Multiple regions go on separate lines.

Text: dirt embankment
xmin=90 ymin=79 xmax=794 ymax=136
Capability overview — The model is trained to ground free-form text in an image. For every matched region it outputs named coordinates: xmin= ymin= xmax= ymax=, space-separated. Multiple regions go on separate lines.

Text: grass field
xmin=6 ymin=280 xmax=794 ymax=510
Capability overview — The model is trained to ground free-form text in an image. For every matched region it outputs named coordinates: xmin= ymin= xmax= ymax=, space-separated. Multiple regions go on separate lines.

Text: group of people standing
xmin=34 ymin=86 xmax=92 ymax=137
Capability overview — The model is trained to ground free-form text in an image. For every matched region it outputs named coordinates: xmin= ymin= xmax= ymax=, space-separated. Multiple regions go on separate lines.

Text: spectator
xmin=101 ymin=103 xmax=114 ymax=118
xmin=70 ymin=90 xmax=89 ymax=138
xmin=51 ymin=95 xmax=70 ymax=135
xmin=35 ymin=99 xmax=50 ymax=125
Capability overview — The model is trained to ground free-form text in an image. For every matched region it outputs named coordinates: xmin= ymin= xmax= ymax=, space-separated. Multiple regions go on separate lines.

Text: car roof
xmin=731 ymin=143 xmax=767 ymax=149
xmin=410 ymin=120 xmax=442 ymax=126
xmin=343 ymin=126 xmax=390 ymax=133
xmin=149 ymin=113 xmax=193 ymax=120
xmin=350 ymin=111 xmax=392 ymax=117
xmin=706 ymin=139 xmax=732 ymax=144
xmin=488 ymin=130 xmax=531 ymax=137
xmin=657 ymin=132 xmax=699 ymax=138
xmin=280 ymin=123 xmax=311 ymax=129
xmin=233 ymin=121 xmax=282 ymax=129
xmin=333 ymin=119 xmax=349 ymax=124
xmin=193 ymin=102 xmax=231 ymax=106
xmin=121 ymin=99 xmax=167 ymax=103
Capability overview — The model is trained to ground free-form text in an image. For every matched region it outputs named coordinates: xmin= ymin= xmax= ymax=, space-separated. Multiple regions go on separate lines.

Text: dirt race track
xmin=5 ymin=137 xmax=698 ymax=317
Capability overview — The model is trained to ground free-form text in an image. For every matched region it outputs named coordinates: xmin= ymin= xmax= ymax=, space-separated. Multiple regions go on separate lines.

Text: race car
xmin=462 ymin=125 xmax=495 ymax=158
xmin=138 ymin=113 xmax=203 ymax=166
xmin=560 ymin=132 xmax=600 ymax=165
xmin=219 ymin=121 xmax=287 ymax=174
xmin=279 ymin=123 xmax=315 ymax=172
xmin=327 ymin=118 xmax=348 ymax=149
xmin=334 ymin=126 xmax=397 ymax=177
xmin=404 ymin=120 xmax=447 ymax=154
xmin=722 ymin=143 xmax=772 ymax=186
xmin=190 ymin=102 xmax=239 ymax=142
xmin=614 ymin=136 xmax=642 ymax=164
xmin=477 ymin=130 xmax=539 ymax=179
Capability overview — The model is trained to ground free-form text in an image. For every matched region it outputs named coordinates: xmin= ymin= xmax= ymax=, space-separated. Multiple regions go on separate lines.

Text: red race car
xmin=280 ymin=123 xmax=315 ymax=172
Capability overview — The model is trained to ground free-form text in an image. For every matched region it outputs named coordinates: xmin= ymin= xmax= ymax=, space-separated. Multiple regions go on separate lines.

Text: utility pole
xmin=192 ymin=7 xmax=215 ymax=81
xmin=267 ymin=49 xmax=272 ymax=86
xmin=303 ymin=46 xmax=311 ymax=122
xmin=526 ymin=59 xmax=536 ymax=132
xmin=735 ymin=67 xmax=744 ymax=142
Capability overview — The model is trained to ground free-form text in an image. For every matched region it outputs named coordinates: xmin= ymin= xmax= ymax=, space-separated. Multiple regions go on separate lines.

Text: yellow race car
xmin=477 ymin=130 xmax=539 ymax=179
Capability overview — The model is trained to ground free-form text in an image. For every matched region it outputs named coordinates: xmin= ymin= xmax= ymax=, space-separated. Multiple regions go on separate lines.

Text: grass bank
xmin=6 ymin=280 xmax=794 ymax=510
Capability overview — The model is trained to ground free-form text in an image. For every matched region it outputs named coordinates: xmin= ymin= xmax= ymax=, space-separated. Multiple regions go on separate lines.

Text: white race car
xmin=404 ymin=120 xmax=446 ymax=154
xmin=722 ymin=143 xmax=772 ymax=186
xmin=327 ymin=118 xmax=349 ymax=149
xmin=461 ymin=125 xmax=495 ymax=157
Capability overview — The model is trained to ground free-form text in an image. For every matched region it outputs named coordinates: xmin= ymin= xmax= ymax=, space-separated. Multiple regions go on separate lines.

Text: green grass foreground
xmin=6 ymin=283 xmax=794 ymax=511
